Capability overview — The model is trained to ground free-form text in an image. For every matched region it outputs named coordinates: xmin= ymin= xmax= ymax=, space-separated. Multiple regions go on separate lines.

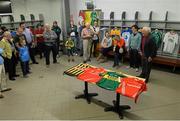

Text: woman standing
xmin=34 ymin=24 xmax=44 ymax=59
xmin=81 ymin=23 xmax=93 ymax=63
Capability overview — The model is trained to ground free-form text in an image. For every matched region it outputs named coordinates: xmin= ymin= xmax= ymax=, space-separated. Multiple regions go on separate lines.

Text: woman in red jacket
xmin=113 ymin=35 xmax=125 ymax=68
xmin=34 ymin=24 xmax=44 ymax=59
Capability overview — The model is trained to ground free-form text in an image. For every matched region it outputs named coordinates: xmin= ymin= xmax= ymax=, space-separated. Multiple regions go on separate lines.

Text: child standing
xmin=65 ymin=37 xmax=75 ymax=62
xmin=19 ymin=39 xmax=30 ymax=78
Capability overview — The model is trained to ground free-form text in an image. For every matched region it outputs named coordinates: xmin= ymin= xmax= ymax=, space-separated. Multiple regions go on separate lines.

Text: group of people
xmin=0 ymin=21 xmax=61 ymax=98
xmin=76 ymin=21 xmax=157 ymax=83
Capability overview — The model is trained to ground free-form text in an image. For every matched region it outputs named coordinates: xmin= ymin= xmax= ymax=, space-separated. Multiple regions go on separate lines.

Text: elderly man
xmin=138 ymin=27 xmax=157 ymax=83
xmin=43 ymin=24 xmax=58 ymax=67
xmin=0 ymin=31 xmax=18 ymax=81
xmin=81 ymin=22 xmax=93 ymax=63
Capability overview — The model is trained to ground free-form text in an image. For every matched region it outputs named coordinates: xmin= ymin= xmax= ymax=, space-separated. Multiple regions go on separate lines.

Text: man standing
xmin=78 ymin=21 xmax=85 ymax=56
xmin=81 ymin=23 xmax=93 ymax=63
xmin=52 ymin=21 xmax=61 ymax=55
xmin=19 ymin=22 xmax=38 ymax=64
xmin=138 ymin=27 xmax=157 ymax=83
xmin=90 ymin=21 xmax=100 ymax=57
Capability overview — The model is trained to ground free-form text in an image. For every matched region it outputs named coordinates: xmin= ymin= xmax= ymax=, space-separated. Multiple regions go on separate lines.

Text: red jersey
xmin=77 ymin=67 xmax=106 ymax=83
xmin=116 ymin=77 xmax=147 ymax=103
xmin=113 ymin=38 xmax=125 ymax=48
xmin=34 ymin=28 xmax=44 ymax=43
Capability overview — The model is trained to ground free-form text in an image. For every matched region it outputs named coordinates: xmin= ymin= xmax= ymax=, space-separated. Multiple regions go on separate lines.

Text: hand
xmin=148 ymin=57 xmax=152 ymax=62
xmin=139 ymin=52 xmax=142 ymax=56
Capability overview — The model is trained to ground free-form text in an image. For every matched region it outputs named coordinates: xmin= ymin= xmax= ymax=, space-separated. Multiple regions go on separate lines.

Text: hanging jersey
xmin=163 ymin=32 xmax=179 ymax=53
xmin=151 ymin=31 xmax=162 ymax=49
xmin=64 ymin=63 xmax=92 ymax=77
xmin=77 ymin=67 xmax=106 ymax=83
xmin=116 ymin=77 xmax=147 ymax=103
xmin=79 ymin=10 xmax=85 ymax=24
xmin=97 ymin=71 xmax=127 ymax=91
xmin=91 ymin=11 xmax=97 ymax=26
xmin=122 ymin=31 xmax=131 ymax=47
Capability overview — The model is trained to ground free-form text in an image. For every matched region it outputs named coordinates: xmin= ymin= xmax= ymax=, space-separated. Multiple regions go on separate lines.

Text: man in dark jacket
xmin=52 ymin=21 xmax=61 ymax=53
xmin=138 ymin=27 xmax=157 ymax=83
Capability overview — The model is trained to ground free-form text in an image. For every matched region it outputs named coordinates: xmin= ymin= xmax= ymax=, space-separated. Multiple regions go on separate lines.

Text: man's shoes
xmin=14 ymin=74 xmax=20 ymax=77
xmin=145 ymin=80 xmax=149 ymax=83
xmin=112 ymin=64 xmax=116 ymax=68
xmin=23 ymin=75 xmax=28 ymax=78
xmin=27 ymin=71 xmax=32 ymax=74
xmin=87 ymin=58 xmax=91 ymax=62
xmin=72 ymin=59 xmax=75 ymax=62
xmin=1 ymin=88 xmax=12 ymax=92
xmin=0 ymin=94 xmax=4 ymax=98
xmin=135 ymin=68 xmax=139 ymax=72
xmin=33 ymin=62 xmax=39 ymax=64
xmin=83 ymin=61 xmax=87 ymax=63
xmin=137 ymin=74 xmax=145 ymax=78
xmin=46 ymin=65 xmax=50 ymax=68
xmin=9 ymin=78 xmax=16 ymax=81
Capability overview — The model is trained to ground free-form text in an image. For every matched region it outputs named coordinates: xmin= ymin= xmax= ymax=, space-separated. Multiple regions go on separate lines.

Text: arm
xmin=137 ymin=33 xmax=142 ymax=50
xmin=51 ymin=31 xmax=57 ymax=40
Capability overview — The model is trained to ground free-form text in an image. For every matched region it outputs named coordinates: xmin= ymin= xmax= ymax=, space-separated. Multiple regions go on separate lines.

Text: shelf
xmin=0 ymin=20 xmax=43 ymax=25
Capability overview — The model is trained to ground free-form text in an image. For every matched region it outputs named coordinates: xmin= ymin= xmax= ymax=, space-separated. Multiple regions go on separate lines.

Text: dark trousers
xmin=44 ymin=44 xmax=58 ymax=65
xmin=101 ymin=47 xmax=112 ymax=56
xmin=20 ymin=61 xmax=29 ymax=76
xmin=67 ymin=49 xmax=73 ymax=57
xmin=90 ymin=39 xmax=99 ymax=57
xmin=27 ymin=43 xmax=37 ymax=63
xmin=114 ymin=52 xmax=123 ymax=66
xmin=141 ymin=57 xmax=152 ymax=82
xmin=129 ymin=49 xmax=140 ymax=68
xmin=37 ymin=42 xmax=44 ymax=58
xmin=4 ymin=55 xmax=16 ymax=79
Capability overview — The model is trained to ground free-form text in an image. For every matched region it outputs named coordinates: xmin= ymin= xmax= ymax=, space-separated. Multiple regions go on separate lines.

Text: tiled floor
xmin=0 ymin=55 xmax=180 ymax=120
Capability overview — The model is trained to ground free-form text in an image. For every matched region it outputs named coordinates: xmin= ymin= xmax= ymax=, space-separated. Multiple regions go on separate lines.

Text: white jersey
xmin=163 ymin=32 xmax=179 ymax=53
